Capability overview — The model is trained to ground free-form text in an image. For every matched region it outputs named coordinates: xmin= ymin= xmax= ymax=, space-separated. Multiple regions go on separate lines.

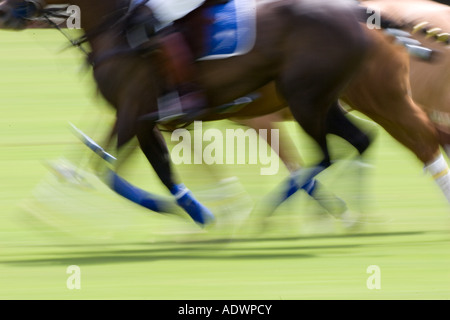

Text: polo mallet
xmin=69 ymin=122 xmax=178 ymax=214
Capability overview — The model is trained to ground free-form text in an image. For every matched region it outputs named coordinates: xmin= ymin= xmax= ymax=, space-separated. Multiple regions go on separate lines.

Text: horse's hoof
xmin=157 ymin=113 xmax=186 ymax=124
xmin=176 ymin=190 xmax=216 ymax=227
xmin=339 ymin=210 xmax=360 ymax=230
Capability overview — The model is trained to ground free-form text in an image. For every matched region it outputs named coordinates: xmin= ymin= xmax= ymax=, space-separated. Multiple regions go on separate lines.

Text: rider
xmin=142 ymin=0 xmax=216 ymax=124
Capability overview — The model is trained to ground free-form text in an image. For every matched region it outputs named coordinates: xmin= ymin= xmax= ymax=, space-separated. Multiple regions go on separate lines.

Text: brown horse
xmin=100 ymin=0 xmax=450 ymax=221
xmin=236 ymin=0 xmax=450 ymax=214
xmin=242 ymin=0 xmax=450 ymax=168
xmin=0 ymin=0 xmax=448 ymax=227
xmin=362 ymin=0 xmax=450 ymax=150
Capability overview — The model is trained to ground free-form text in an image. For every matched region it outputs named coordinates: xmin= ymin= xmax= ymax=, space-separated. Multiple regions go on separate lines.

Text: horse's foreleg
xmin=70 ymin=121 xmax=176 ymax=213
xmin=136 ymin=123 xmax=215 ymax=226
xmin=96 ymin=119 xmax=140 ymax=174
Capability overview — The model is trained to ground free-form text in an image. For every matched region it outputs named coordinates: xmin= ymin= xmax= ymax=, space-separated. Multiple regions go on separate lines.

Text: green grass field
xmin=0 ymin=30 xmax=449 ymax=300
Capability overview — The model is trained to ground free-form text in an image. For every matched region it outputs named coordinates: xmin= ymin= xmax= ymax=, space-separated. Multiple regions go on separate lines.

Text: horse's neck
xmin=71 ymin=0 xmax=130 ymax=53
xmin=58 ymin=0 xmax=127 ymax=35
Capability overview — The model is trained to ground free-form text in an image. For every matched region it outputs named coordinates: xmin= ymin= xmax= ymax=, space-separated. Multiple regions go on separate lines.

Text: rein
xmin=38 ymin=0 xmax=156 ymax=69
xmin=41 ymin=11 xmax=90 ymax=58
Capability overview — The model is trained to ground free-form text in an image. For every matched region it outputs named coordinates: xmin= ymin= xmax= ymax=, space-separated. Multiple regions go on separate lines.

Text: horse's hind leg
xmin=341 ymin=32 xmax=450 ymax=203
xmin=353 ymin=97 xmax=450 ymax=202
xmin=325 ymin=102 xmax=376 ymax=213
xmin=247 ymin=111 xmax=351 ymax=218
xmin=346 ymin=92 xmax=450 ymax=203
xmin=326 ymin=102 xmax=373 ymax=156
xmin=278 ymin=18 xmax=369 ymax=176
xmin=270 ymin=15 xmax=370 ymax=224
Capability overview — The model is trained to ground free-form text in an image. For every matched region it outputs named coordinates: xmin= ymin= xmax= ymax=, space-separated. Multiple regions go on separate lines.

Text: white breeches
xmin=145 ymin=0 xmax=206 ymax=24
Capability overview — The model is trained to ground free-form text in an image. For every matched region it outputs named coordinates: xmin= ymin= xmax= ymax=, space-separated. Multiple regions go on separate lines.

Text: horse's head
xmin=0 ymin=0 xmax=45 ymax=29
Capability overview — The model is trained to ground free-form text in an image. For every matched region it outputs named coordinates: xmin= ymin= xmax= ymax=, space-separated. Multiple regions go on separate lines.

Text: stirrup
xmin=157 ymin=90 xmax=208 ymax=126
xmin=138 ymin=91 xmax=194 ymax=125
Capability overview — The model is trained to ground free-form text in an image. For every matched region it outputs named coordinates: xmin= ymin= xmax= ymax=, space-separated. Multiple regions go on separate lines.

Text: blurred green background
xmin=0 ymin=30 xmax=449 ymax=300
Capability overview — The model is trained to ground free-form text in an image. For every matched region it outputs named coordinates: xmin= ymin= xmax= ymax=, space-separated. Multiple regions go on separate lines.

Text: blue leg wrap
xmin=170 ymin=184 xmax=215 ymax=226
xmin=267 ymin=163 xmax=347 ymax=216
xmin=284 ymin=177 xmax=317 ymax=200
xmin=275 ymin=165 xmax=325 ymax=206
xmin=264 ymin=177 xmax=317 ymax=214
xmin=105 ymin=170 xmax=174 ymax=213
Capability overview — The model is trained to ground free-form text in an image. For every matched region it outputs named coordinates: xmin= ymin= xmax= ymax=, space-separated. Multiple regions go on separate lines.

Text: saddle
xmin=127 ymin=0 xmax=256 ymax=78
xmin=126 ymin=0 xmax=258 ymax=125
xmin=125 ymin=1 xmax=223 ymax=95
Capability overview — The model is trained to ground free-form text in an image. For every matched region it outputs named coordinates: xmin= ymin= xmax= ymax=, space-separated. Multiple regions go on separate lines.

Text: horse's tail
xmin=411 ymin=21 xmax=450 ymax=46
xmin=355 ymin=4 xmax=405 ymax=30
xmin=356 ymin=4 xmax=449 ymax=47
xmin=355 ymin=4 xmax=448 ymax=61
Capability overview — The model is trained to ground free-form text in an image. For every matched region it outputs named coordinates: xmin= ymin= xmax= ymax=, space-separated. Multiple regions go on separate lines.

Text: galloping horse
xmin=0 ymin=0 xmax=448 ymax=227
xmin=234 ymin=0 xmax=450 ymax=216
xmin=243 ymin=0 xmax=450 ymax=176
xmin=362 ymin=0 xmax=450 ymax=152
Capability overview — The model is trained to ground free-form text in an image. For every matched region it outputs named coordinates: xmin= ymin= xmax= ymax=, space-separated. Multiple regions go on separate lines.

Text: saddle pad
xmin=199 ymin=0 xmax=257 ymax=60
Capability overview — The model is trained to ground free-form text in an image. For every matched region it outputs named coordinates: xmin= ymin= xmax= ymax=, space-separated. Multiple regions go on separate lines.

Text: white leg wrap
xmin=424 ymin=153 xmax=450 ymax=203
xmin=444 ymin=145 xmax=450 ymax=160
